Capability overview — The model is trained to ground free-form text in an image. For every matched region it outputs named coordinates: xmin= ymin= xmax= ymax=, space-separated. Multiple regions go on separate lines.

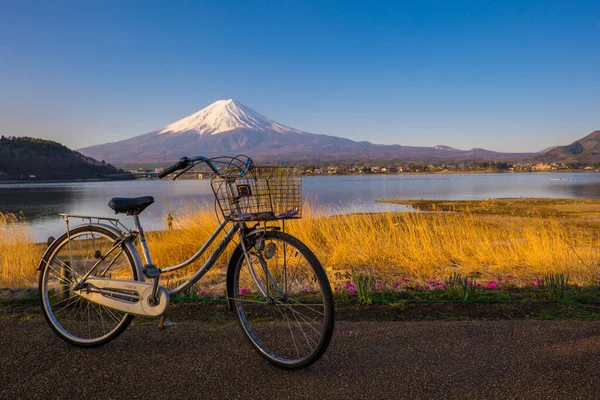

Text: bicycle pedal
xmin=143 ymin=263 xmax=161 ymax=279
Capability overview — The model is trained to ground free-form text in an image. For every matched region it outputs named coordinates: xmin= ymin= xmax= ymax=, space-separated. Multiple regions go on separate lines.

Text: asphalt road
xmin=1 ymin=313 xmax=600 ymax=399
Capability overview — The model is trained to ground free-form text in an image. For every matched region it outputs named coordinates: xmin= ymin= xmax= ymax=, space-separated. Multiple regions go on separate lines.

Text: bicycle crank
xmin=74 ymin=278 xmax=169 ymax=317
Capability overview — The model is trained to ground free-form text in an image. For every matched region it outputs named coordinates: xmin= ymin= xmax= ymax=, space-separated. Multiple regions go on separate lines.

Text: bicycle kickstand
xmin=157 ymin=315 xmax=177 ymax=330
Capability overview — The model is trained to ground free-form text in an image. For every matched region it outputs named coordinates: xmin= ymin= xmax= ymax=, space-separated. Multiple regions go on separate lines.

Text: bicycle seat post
xmin=132 ymin=214 xmax=153 ymax=266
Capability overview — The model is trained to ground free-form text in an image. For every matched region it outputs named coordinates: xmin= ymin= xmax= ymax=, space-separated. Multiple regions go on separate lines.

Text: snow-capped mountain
xmin=78 ymin=99 xmax=535 ymax=165
xmin=158 ymin=99 xmax=302 ymax=136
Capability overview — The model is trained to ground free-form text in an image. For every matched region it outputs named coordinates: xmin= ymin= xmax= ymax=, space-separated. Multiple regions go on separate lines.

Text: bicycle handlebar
xmin=157 ymin=157 xmax=190 ymax=179
xmin=158 ymin=155 xmax=253 ymax=180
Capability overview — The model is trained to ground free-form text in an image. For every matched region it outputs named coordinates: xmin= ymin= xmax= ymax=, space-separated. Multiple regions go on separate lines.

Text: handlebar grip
xmin=158 ymin=158 xmax=189 ymax=179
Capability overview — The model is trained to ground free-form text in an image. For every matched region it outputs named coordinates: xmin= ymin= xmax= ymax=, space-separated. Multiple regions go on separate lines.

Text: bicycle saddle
xmin=108 ymin=196 xmax=155 ymax=215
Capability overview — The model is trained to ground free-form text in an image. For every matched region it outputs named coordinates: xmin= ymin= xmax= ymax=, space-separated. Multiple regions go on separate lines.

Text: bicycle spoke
xmin=226 ymin=297 xmax=269 ymax=304
xmin=282 ymin=303 xmax=318 ymax=348
xmin=278 ymin=302 xmax=323 ymax=327
xmin=48 ymin=287 xmax=72 ymax=301
xmin=52 ymin=294 xmax=82 ymax=315
xmin=273 ymin=303 xmax=300 ymax=359
xmin=285 ymin=298 xmax=325 ymax=316
xmin=53 ymin=257 xmax=80 ymax=280
xmin=46 ymin=264 xmax=74 ymax=285
xmin=101 ymin=305 xmax=124 ymax=324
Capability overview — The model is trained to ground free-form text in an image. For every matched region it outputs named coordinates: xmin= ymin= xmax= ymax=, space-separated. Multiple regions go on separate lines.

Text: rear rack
xmin=58 ymin=213 xmax=131 ymax=235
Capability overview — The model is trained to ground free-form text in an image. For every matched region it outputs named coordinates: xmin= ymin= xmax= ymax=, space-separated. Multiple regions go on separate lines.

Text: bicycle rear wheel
xmin=39 ymin=225 xmax=139 ymax=347
xmin=230 ymin=231 xmax=335 ymax=369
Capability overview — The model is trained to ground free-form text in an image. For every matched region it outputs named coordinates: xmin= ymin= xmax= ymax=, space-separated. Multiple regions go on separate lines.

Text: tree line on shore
xmin=0 ymin=136 xmax=122 ymax=180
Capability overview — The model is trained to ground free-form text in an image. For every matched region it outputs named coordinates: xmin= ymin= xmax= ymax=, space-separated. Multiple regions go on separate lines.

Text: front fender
xmin=225 ymin=226 xmax=280 ymax=311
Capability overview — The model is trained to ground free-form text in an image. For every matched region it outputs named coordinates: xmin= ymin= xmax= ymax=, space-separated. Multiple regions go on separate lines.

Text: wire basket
xmin=211 ymin=166 xmax=302 ymax=221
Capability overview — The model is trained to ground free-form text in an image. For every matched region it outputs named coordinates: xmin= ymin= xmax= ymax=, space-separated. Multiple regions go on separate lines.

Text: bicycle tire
xmin=229 ymin=231 xmax=335 ymax=369
xmin=39 ymin=224 xmax=139 ymax=347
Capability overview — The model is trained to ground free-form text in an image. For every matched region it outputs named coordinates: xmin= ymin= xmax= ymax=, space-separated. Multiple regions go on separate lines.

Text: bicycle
xmin=38 ymin=155 xmax=335 ymax=369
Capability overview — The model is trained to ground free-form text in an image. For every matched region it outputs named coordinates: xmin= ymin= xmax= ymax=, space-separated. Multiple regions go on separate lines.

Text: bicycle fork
xmin=239 ymin=229 xmax=285 ymax=301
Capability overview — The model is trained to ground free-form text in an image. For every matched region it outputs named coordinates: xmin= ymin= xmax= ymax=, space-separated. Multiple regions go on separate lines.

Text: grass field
xmin=1 ymin=199 xmax=600 ymax=289
xmin=0 ymin=213 xmax=40 ymax=288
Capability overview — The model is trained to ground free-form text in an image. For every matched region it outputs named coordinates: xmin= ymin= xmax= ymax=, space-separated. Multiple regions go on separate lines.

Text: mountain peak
xmin=158 ymin=99 xmax=302 ymax=136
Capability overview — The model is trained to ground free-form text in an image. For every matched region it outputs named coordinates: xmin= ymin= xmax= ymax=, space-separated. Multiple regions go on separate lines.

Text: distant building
xmin=532 ymin=163 xmax=553 ymax=171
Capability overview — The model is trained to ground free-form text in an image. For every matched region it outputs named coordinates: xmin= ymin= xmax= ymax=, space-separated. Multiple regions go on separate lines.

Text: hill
xmin=0 ymin=136 xmax=122 ymax=180
xmin=535 ymin=130 xmax=600 ymax=164
xmin=79 ymin=99 xmax=535 ymax=165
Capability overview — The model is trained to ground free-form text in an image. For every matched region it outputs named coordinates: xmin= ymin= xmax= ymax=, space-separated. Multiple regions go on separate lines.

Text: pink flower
xmin=345 ymin=282 xmax=357 ymax=294
xmin=439 ymin=285 xmax=445 ymax=291
xmin=484 ymin=281 xmax=498 ymax=289
xmin=239 ymin=288 xmax=249 ymax=295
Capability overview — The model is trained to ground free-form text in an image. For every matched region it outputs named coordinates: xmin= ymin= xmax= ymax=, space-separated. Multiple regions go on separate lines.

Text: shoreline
xmin=0 ymin=169 xmax=597 ymax=185
xmin=0 ymin=177 xmax=136 ymax=185
xmin=376 ymin=197 xmax=600 ymax=219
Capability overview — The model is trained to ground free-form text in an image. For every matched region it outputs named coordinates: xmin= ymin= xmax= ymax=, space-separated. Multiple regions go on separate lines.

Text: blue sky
xmin=1 ymin=0 xmax=598 ymax=152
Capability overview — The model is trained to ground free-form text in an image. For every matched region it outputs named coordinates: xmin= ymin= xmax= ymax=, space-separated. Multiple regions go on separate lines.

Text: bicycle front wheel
xmin=39 ymin=225 xmax=139 ymax=347
xmin=231 ymin=231 xmax=335 ymax=369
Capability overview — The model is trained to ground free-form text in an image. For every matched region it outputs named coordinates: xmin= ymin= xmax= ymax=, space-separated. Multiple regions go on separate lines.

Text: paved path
xmin=1 ymin=315 xmax=599 ymax=399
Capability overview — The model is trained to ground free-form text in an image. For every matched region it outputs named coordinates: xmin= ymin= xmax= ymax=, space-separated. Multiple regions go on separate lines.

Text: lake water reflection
xmin=1 ymin=172 xmax=600 ymax=241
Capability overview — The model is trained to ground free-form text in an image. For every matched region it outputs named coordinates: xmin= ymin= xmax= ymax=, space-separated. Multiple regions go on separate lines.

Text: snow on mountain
xmin=158 ymin=99 xmax=302 ymax=136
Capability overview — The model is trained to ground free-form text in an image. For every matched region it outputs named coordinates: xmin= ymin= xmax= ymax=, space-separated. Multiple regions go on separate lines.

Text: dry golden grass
xmin=286 ymin=204 xmax=600 ymax=284
xmin=1 ymin=202 xmax=599 ymax=288
xmin=0 ymin=213 xmax=40 ymax=288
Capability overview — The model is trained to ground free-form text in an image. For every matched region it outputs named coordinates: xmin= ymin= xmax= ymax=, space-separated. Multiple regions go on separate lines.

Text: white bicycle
xmin=38 ymin=155 xmax=335 ymax=369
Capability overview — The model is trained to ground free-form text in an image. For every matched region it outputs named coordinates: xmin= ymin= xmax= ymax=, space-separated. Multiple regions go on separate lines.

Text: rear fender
xmin=37 ymin=223 xmax=144 ymax=282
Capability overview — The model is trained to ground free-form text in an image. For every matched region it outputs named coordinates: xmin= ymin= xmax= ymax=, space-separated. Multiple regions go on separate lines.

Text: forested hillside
xmin=0 ymin=136 xmax=121 ymax=180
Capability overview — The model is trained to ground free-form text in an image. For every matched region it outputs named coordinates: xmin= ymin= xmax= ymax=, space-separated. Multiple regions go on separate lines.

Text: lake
xmin=2 ymin=172 xmax=600 ymax=241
